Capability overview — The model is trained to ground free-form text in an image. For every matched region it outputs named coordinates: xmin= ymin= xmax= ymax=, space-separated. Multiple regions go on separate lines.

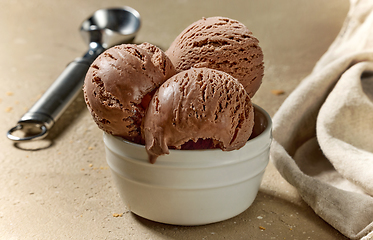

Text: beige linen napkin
xmin=270 ymin=0 xmax=373 ymax=239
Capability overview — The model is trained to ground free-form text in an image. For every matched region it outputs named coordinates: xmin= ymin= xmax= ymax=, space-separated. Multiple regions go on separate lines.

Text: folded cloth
xmin=270 ymin=0 xmax=373 ymax=239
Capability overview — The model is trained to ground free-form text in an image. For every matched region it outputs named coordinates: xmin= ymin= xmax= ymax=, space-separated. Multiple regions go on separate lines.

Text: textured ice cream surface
xmin=143 ymin=67 xmax=255 ymax=163
xmin=166 ymin=16 xmax=264 ymax=98
xmin=83 ymin=43 xmax=176 ymax=144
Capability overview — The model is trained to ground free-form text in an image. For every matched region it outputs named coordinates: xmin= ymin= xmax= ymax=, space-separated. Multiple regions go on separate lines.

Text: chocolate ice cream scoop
xmin=143 ymin=67 xmax=255 ymax=163
xmin=84 ymin=43 xmax=176 ymax=143
xmin=166 ymin=17 xmax=264 ymax=98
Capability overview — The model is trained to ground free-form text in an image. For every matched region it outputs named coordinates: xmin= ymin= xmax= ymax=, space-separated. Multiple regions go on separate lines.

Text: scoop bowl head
xmin=80 ymin=7 xmax=141 ymax=48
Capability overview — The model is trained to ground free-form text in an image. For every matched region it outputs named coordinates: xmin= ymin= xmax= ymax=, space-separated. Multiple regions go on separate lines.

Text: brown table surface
xmin=0 ymin=0 xmax=350 ymax=239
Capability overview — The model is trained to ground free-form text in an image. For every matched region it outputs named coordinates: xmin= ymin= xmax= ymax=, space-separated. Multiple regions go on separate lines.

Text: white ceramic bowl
xmin=104 ymin=104 xmax=272 ymax=225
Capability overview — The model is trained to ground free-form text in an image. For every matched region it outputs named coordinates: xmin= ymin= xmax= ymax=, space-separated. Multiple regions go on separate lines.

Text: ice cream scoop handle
xmin=7 ymin=57 xmax=92 ymax=141
xmin=33 ymin=58 xmax=90 ymax=122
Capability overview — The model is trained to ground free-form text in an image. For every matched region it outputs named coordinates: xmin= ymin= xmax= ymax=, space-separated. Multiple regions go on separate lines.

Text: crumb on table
xmin=271 ymin=89 xmax=285 ymax=95
xmin=112 ymin=213 xmax=123 ymax=217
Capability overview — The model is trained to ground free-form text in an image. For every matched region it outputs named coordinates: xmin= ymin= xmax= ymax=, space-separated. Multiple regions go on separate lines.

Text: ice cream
xmin=165 ymin=17 xmax=264 ymax=98
xmin=83 ymin=16 xmax=264 ymax=163
xmin=83 ymin=43 xmax=176 ymax=144
xmin=143 ymin=67 xmax=255 ymax=163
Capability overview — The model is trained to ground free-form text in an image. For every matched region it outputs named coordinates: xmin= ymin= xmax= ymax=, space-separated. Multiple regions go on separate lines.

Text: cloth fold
xmin=270 ymin=0 xmax=373 ymax=239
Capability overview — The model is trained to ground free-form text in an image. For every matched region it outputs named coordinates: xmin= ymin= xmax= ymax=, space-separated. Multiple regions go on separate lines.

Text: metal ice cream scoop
xmin=7 ymin=7 xmax=141 ymax=141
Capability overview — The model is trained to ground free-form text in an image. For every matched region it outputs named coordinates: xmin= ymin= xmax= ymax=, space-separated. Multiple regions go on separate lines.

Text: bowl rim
xmin=104 ymin=104 xmax=272 ymax=168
